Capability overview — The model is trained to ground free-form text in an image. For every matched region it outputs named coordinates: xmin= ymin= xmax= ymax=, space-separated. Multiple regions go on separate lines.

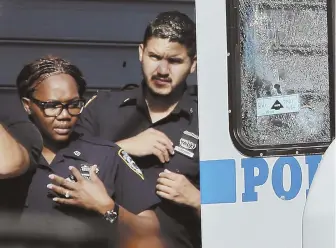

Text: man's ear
xmin=190 ymin=56 xmax=197 ymax=74
xmin=21 ymin=97 xmax=32 ymax=115
xmin=139 ymin=44 xmax=144 ymax=62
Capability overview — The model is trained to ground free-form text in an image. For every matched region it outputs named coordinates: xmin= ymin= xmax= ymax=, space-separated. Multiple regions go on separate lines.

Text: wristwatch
xmin=103 ymin=203 xmax=119 ymax=224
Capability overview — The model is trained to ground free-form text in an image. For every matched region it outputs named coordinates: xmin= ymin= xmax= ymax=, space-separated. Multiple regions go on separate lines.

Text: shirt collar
xmin=118 ymin=82 xmax=196 ymax=122
xmin=118 ymin=82 xmax=145 ymax=109
xmin=171 ymin=90 xmax=196 ymax=121
xmin=37 ymin=140 xmax=89 ymax=168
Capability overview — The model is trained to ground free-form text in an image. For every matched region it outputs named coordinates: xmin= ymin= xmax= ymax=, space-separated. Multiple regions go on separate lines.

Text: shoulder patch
xmin=118 ymin=149 xmax=144 ymax=180
xmin=84 ymin=94 xmax=97 ymax=108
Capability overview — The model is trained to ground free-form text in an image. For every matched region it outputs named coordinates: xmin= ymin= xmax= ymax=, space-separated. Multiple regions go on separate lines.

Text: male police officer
xmin=74 ymin=11 xmax=200 ymax=248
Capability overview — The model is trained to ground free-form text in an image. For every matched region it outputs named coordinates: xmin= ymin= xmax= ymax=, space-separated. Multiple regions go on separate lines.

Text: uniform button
xmin=74 ymin=151 xmax=81 ymax=156
xmin=124 ymin=98 xmax=130 ymax=103
xmin=190 ymin=108 xmax=193 ymax=113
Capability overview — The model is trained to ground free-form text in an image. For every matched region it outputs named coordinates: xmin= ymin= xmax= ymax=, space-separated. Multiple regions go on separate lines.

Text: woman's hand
xmin=47 ymin=165 xmax=114 ymax=215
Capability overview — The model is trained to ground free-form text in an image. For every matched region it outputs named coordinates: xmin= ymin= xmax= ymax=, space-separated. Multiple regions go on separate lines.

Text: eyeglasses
xmin=30 ymin=97 xmax=86 ymax=117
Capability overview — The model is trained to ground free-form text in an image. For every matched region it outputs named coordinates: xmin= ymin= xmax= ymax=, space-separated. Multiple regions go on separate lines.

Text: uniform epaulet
xmin=79 ymin=135 xmax=118 ymax=148
xmin=84 ymin=94 xmax=97 ymax=108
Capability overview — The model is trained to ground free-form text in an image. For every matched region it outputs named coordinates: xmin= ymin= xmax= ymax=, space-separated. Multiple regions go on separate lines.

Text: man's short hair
xmin=143 ymin=11 xmax=196 ymax=58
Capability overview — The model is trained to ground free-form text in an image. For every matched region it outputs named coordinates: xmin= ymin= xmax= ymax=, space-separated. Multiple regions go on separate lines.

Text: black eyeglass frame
xmin=29 ymin=97 xmax=86 ymax=117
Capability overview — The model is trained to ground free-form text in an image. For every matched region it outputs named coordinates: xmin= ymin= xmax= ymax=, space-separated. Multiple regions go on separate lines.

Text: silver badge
xmin=79 ymin=164 xmax=99 ymax=180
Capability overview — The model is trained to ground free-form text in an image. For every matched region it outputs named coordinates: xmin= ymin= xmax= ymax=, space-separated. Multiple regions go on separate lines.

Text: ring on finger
xmin=65 ymin=191 xmax=71 ymax=198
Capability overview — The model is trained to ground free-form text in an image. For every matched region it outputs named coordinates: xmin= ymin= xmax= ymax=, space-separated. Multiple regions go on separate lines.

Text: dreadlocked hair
xmin=16 ymin=55 xmax=87 ymax=98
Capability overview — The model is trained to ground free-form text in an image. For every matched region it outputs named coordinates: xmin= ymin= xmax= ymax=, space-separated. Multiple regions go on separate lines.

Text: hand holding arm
xmin=116 ymin=128 xmax=174 ymax=163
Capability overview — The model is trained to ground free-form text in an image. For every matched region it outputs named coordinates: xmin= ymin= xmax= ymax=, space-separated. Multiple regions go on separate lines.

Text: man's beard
xmin=143 ymin=73 xmax=171 ymax=99
xmin=142 ymin=71 xmax=186 ymax=101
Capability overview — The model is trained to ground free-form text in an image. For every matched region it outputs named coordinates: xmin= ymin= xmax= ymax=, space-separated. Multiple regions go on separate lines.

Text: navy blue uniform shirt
xmin=22 ymin=135 xmax=160 ymax=215
xmin=15 ymin=135 xmax=160 ymax=247
xmin=74 ymin=83 xmax=201 ymax=248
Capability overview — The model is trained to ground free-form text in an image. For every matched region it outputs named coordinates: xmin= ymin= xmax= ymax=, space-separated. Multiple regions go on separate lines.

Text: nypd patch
xmin=118 ymin=149 xmax=144 ymax=180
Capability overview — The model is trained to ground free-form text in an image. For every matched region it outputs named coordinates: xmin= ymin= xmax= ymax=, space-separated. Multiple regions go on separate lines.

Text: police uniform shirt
xmin=0 ymin=95 xmax=43 ymax=211
xmin=22 ymin=135 xmax=160 ymax=220
xmin=74 ymin=84 xmax=201 ymax=248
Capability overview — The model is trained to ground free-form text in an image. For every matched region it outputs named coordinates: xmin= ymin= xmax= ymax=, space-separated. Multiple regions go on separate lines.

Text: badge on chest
xmin=174 ymin=130 xmax=199 ymax=158
xmin=67 ymin=163 xmax=99 ymax=181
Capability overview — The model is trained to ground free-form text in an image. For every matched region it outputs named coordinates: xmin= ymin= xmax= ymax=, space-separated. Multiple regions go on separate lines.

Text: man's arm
xmin=117 ymin=130 xmax=201 ymax=216
xmin=116 ymin=128 xmax=174 ymax=163
xmin=0 ymin=122 xmax=42 ymax=179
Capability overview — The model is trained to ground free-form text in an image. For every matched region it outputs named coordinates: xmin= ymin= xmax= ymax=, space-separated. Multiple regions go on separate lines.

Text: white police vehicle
xmin=196 ymin=0 xmax=335 ymax=247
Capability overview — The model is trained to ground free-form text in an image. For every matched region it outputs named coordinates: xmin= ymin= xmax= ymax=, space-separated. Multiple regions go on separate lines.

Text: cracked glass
xmin=238 ymin=0 xmax=332 ymax=147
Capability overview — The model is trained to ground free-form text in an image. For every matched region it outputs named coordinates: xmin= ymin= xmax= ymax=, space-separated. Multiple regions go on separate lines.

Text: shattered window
xmin=228 ymin=0 xmax=334 ymax=156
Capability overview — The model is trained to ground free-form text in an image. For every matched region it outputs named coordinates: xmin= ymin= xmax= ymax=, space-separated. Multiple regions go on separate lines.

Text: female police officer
xmin=15 ymin=56 xmax=163 ymax=248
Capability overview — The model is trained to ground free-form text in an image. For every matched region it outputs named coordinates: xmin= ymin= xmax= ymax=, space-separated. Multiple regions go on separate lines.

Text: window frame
xmin=226 ymin=0 xmax=335 ymax=157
